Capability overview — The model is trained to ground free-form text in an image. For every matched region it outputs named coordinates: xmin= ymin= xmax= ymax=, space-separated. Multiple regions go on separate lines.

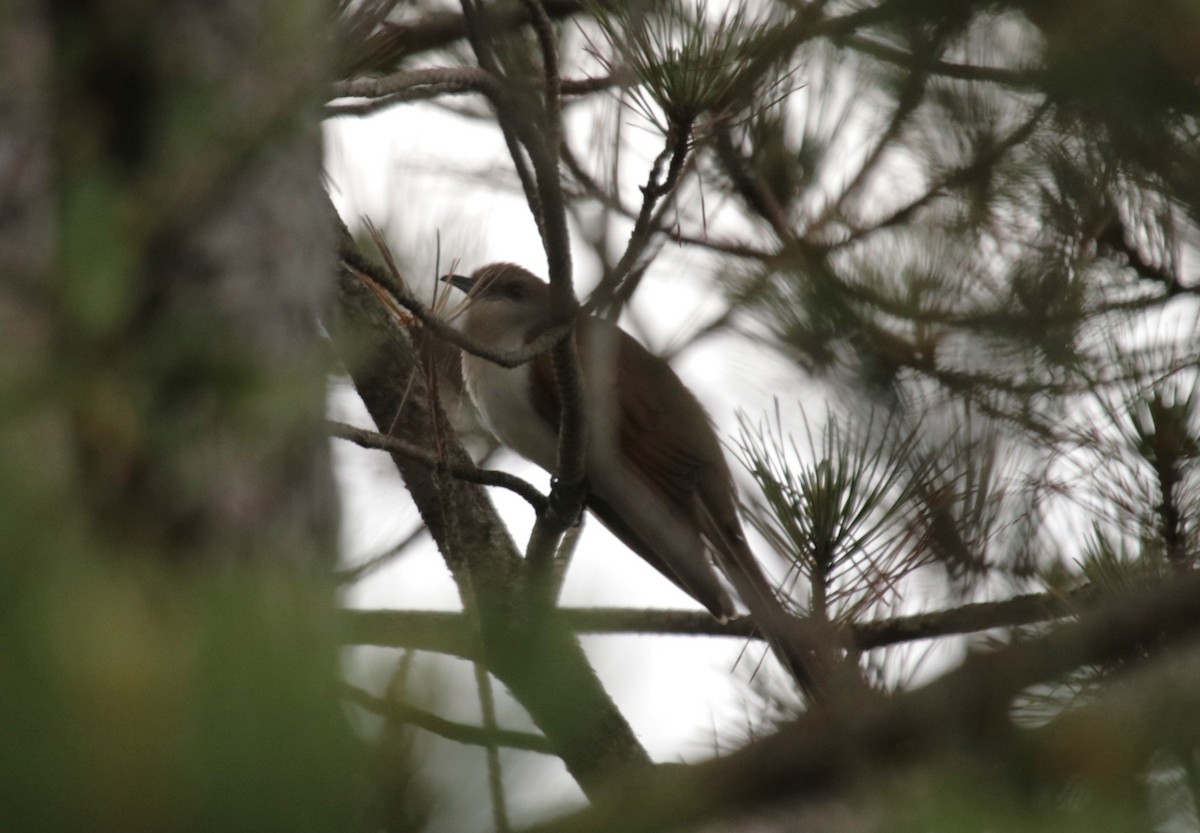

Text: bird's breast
xmin=463 ymin=355 xmax=560 ymax=472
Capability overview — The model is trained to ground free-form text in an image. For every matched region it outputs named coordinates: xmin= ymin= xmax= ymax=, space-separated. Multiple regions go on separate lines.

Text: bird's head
xmin=441 ymin=263 xmax=554 ymax=344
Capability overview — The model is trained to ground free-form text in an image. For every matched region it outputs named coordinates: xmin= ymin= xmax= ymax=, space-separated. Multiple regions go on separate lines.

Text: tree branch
xmin=583 ymin=130 xmax=692 ymax=315
xmin=455 ymin=0 xmax=589 ymax=585
xmin=329 ymin=68 xmax=622 ymax=113
xmin=341 ymin=608 xmax=473 ymax=657
xmin=561 ymin=140 xmax=771 ymax=262
xmin=833 ymin=99 xmax=1051 ymax=248
xmin=335 ymin=522 xmax=428 ymax=584
xmin=523 ymin=572 xmax=1200 ymax=833
xmin=344 ymin=684 xmax=555 ymax=754
xmin=333 ymin=67 xmax=500 ymax=100
xmin=326 ymin=68 xmax=501 ymax=117
xmin=338 ymin=0 xmax=590 ymax=77
xmin=329 ymin=419 xmax=548 ymax=513
xmin=842 ymin=34 xmax=1041 ymax=89
xmin=339 ymin=585 xmax=1097 ymax=655
xmin=851 ymin=587 xmax=1093 ymax=650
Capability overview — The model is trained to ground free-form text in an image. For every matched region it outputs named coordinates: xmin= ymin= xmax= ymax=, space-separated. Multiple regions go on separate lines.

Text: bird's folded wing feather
xmin=527 ymin=318 xmax=819 ymax=687
xmin=527 ymin=318 xmax=736 ymax=617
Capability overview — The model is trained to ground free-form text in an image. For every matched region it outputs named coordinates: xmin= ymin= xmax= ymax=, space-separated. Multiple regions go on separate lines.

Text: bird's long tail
xmin=704 ymin=514 xmax=850 ymax=702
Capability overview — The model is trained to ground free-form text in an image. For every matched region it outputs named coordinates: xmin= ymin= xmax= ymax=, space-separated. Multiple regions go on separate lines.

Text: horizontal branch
xmin=560 ymin=73 xmax=625 ymax=95
xmin=852 ymin=587 xmax=1092 ymax=650
xmin=339 ymin=586 xmax=1095 ymax=656
xmin=842 ymin=34 xmax=1041 ymax=88
xmin=339 ymin=0 xmax=588 ymax=76
xmin=329 ymin=420 xmax=548 ymax=513
xmin=330 ymin=74 xmax=617 ymax=107
xmin=333 ymin=67 xmax=499 ymax=100
xmin=325 ymin=86 xmax=487 ymax=118
xmin=562 ymin=589 xmax=1094 ymax=649
xmin=343 ymin=684 xmax=555 ymax=754
xmin=325 ymin=74 xmax=617 ymax=124
xmin=340 ymin=609 xmax=472 ymax=657
xmin=527 ymin=572 xmax=1200 ymax=833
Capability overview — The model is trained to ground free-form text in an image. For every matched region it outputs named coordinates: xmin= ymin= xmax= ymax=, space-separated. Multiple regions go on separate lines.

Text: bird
xmin=442 ymin=262 xmax=819 ymax=689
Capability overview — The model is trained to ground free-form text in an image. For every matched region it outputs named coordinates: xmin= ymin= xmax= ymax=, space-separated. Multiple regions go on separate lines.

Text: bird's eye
xmin=503 ymin=281 xmax=526 ymax=301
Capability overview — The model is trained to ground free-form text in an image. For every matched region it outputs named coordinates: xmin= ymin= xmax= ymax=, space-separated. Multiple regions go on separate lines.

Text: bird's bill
xmin=440 ymin=273 xmax=476 ymax=295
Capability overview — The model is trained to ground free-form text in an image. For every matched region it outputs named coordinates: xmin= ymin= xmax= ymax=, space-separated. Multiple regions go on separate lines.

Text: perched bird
xmin=443 ymin=262 xmax=816 ymax=687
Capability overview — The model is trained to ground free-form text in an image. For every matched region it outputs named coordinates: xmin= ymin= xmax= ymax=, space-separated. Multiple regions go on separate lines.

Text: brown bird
xmin=443 ymin=262 xmax=816 ymax=687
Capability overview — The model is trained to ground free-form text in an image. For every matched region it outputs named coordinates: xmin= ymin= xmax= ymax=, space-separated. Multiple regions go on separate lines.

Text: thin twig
xmin=713 ymin=127 xmax=798 ymax=245
xmin=561 ymin=140 xmax=771 ymax=261
xmin=335 ymin=523 xmax=429 ymax=584
xmin=325 ymin=92 xmax=412 ymax=118
xmin=459 ymin=0 xmax=547 ymax=233
xmin=329 ymin=420 xmax=548 ymax=513
xmin=833 ymin=99 xmax=1051 ymax=249
xmin=843 ymin=34 xmax=1041 ymax=89
xmin=338 ymin=238 xmax=571 ymax=369
xmin=343 ymin=684 xmax=555 ymax=754
xmin=561 ymin=72 xmax=626 ymax=95
xmin=555 ymin=588 xmax=1091 ymax=648
xmin=474 ymin=657 xmax=512 ymax=832
xmin=325 ymin=85 xmax=495 ymax=118
xmin=584 ymin=130 xmax=693 ymax=315
xmin=341 ymin=609 xmax=471 ymax=657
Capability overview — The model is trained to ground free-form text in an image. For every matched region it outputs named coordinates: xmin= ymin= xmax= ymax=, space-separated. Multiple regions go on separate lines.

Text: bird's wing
xmin=528 ymin=317 xmax=826 ymax=691
xmin=527 ymin=318 xmax=736 ymax=618
xmin=605 ymin=324 xmax=730 ymax=515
